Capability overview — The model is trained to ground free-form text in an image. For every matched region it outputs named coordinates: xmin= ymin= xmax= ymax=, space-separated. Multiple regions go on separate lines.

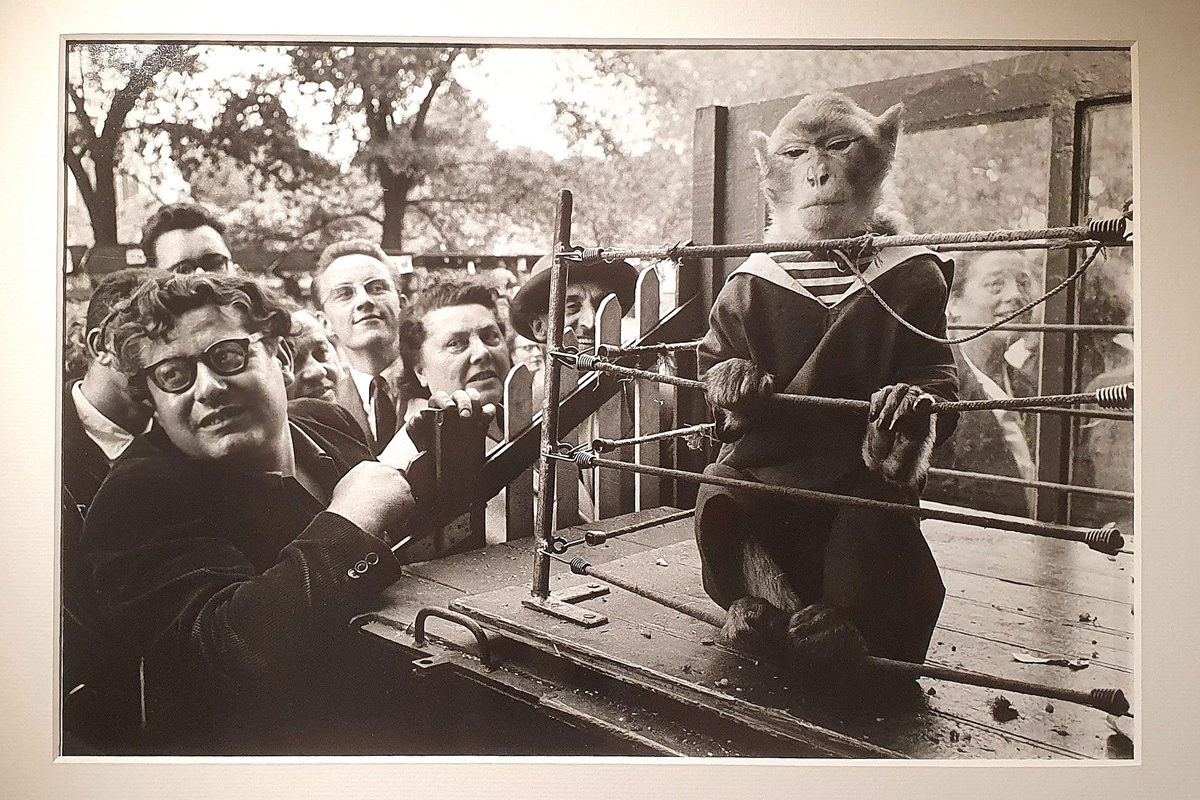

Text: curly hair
xmin=140 ymin=203 xmax=227 ymax=263
xmin=397 ymin=276 xmax=503 ymax=375
xmin=104 ymin=271 xmax=292 ymax=402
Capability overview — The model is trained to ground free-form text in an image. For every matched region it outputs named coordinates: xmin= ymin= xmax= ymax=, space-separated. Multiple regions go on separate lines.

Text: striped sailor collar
xmin=729 ymin=246 xmax=952 ymax=307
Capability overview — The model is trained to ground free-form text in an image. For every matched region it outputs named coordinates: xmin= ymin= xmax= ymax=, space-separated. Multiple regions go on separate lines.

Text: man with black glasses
xmin=79 ymin=270 xmax=488 ymax=753
xmin=140 ymin=202 xmax=237 ymax=274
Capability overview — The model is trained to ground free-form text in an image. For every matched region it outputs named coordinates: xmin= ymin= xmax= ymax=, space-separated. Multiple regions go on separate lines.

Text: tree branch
xmin=409 ymin=59 xmax=453 ymax=142
xmin=291 ymin=211 xmax=385 ymax=244
xmin=64 ymin=146 xmax=96 ymax=211
xmin=99 ymin=44 xmax=190 ymax=145
xmin=411 ymin=203 xmax=453 ymax=245
xmin=65 ymin=82 xmax=97 ymax=147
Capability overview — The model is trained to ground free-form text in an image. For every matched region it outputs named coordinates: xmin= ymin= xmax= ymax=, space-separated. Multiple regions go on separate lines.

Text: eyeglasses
xmin=321 ymin=277 xmax=401 ymax=306
xmin=168 ymin=253 xmax=232 ymax=273
xmin=141 ymin=333 xmax=265 ymax=393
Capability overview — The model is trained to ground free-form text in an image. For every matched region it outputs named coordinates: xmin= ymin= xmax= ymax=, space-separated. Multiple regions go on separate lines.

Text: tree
xmin=66 ymin=43 xmax=336 ymax=255
xmin=65 ymin=44 xmax=196 ymax=247
xmin=286 ymin=45 xmax=482 ymax=251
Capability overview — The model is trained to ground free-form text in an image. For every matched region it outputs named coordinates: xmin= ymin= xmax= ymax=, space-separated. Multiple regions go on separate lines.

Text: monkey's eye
xmin=826 ymin=138 xmax=857 ymax=151
xmin=779 ymin=146 xmax=809 ymax=158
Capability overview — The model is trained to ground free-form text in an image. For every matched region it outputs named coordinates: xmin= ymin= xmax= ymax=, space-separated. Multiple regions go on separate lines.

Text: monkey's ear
xmin=750 ymin=130 xmax=771 ymax=176
xmin=875 ymin=103 xmax=904 ymax=151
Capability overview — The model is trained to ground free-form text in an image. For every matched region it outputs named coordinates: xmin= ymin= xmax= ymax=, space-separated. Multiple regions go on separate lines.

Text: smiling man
xmin=508 ymin=253 xmax=638 ymax=352
xmin=79 ymin=270 xmax=486 ymax=753
xmin=313 ymin=239 xmax=408 ymax=454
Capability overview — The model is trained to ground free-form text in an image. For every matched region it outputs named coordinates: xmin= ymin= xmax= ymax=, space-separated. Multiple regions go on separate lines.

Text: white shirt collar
xmin=70 ymin=382 xmax=149 ymax=462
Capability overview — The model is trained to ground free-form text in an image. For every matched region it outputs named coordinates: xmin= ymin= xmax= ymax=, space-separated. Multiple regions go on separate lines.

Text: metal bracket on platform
xmin=522 ymin=583 xmax=611 ymax=628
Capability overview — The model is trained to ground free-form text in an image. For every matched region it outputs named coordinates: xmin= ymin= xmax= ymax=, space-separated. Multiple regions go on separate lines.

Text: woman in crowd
xmin=926 ymin=250 xmax=1042 ymax=517
xmin=396 ymin=277 xmax=514 ymax=547
xmin=397 ymin=277 xmax=512 ymax=435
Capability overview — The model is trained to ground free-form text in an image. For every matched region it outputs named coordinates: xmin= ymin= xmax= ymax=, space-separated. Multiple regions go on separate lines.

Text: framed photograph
xmin=4 ymin=1 xmax=1198 ymax=797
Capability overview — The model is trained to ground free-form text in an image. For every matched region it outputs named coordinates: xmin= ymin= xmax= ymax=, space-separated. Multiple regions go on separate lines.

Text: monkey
xmin=694 ymin=92 xmax=960 ymax=686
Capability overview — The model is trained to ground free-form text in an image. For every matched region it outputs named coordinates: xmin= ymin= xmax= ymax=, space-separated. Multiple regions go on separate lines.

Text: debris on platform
xmin=1012 ymin=653 xmax=1090 ymax=670
xmin=655 ymin=557 xmax=669 ymax=567
xmin=1079 ymin=612 xmax=1096 ymax=623
xmin=991 ymin=696 xmax=1020 ymax=722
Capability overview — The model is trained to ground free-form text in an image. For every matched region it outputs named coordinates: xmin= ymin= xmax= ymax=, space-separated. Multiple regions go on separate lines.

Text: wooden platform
xmin=358 ymin=506 xmax=1135 ymax=759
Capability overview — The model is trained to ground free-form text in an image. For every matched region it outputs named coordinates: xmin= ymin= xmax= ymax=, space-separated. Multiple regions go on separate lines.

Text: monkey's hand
xmin=719 ymin=596 xmax=790 ymax=659
xmin=784 ymin=603 xmax=870 ymax=678
xmin=862 ymin=383 xmax=938 ymax=490
xmin=704 ymin=357 xmax=776 ymax=440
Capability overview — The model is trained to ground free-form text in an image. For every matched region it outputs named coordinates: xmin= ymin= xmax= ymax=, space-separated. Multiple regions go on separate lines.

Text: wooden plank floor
xmin=363 ymin=506 xmax=1135 ymax=759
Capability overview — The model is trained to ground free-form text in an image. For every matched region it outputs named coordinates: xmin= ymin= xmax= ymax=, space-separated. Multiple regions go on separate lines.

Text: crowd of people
xmin=61 ymin=197 xmax=1128 ymax=753
xmin=61 ymin=202 xmax=639 ymax=753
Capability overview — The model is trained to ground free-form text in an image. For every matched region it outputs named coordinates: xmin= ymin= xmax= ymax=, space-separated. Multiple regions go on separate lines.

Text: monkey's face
xmin=753 ymin=93 xmax=902 ymax=240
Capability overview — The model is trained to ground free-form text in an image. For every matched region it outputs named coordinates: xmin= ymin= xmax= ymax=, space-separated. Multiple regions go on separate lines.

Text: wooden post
xmin=555 ymin=329 xmax=582 ymax=526
xmin=634 ymin=266 xmax=662 ymax=511
xmin=502 ymin=363 xmax=535 ymax=540
xmin=593 ymin=295 xmax=625 ymax=519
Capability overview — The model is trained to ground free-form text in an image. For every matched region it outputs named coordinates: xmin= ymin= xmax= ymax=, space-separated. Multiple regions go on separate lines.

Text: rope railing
xmin=594 ymin=322 xmax=1134 ymax=359
xmin=927 ymin=467 xmax=1134 ymax=502
xmin=563 ymin=218 xmax=1129 ymax=265
xmin=546 ymin=552 xmax=1130 ymax=717
xmin=591 ymin=422 xmax=716 ymax=453
xmin=946 ymin=322 xmax=1134 ymax=334
xmin=558 ymin=352 xmax=1135 ymax=417
xmin=546 ymin=451 xmax=1124 ymax=556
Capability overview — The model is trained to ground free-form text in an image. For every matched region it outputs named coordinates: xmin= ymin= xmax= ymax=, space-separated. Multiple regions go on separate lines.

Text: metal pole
xmin=569 ymin=559 xmax=1129 ymax=716
xmin=532 ymin=189 xmax=573 ymax=599
xmin=579 ymin=455 xmax=1124 ymax=555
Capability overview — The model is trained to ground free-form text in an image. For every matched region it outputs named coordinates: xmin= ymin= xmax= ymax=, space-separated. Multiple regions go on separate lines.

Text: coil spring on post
xmin=574 ymin=247 xmax=605 ymax=264
xmin=1088 ymin=216 xmax=1129 ymax=245
xmin=574 ymin=451 xmax=598 ymax=469
xmin=569 ymin=556 xmax=591 ymax=575
xmin=1090 ymin=687 xmax=1131 ymax=716
xmin=1094 ymin=383 xmax=1134 ymax=409
xmin=575 ymin=353 xmax=601 ymax=371
xmin=1082 ymin=526 xmax=1125 ymax=555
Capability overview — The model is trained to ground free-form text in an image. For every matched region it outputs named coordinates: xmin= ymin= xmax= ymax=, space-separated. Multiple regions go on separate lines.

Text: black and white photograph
xmin=57 ymin=38 xmax=1136 ymax=759
xmin=3 ymin=0 xmax=1199 ymax=797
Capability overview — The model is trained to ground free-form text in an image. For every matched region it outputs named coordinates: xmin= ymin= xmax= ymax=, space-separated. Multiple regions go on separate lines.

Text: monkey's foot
xmin=719 ymin=596 xmax=790 ymax=659
xmin=783 ymin=603 xmax=870 ymax=679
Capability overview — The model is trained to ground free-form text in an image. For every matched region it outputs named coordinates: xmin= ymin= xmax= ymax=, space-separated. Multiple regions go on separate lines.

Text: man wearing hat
xmin=508 ymin=253 xmax=639 ymax=352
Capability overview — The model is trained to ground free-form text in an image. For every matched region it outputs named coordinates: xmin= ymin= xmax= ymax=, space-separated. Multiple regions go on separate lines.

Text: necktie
xmin=371 ymin=375 xmax=397 ymax=447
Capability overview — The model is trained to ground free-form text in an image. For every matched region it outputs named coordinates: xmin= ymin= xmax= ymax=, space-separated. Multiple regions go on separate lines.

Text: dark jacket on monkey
xmin=695 ymin=246 xmax=959 ymax=664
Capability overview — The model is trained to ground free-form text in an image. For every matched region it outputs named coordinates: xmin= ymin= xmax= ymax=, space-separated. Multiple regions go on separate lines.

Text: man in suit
xmin=80 ymin=270 xmax=488 ymax=753
xmin=141 ymin=202 xmax=237 ymax=274
xmin=64 ymin=269 xmax=157 ymax=512
xmin=62 ymin=268 xmax=158 ymax=748
xmin=313 ymin=239 xmax=408 ymax=454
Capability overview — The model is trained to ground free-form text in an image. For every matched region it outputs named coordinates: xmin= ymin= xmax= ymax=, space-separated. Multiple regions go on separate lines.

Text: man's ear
xmin=750 ymin=130 xmax=771 ymax=177
xmin=273 ymin=337 xmax=296 ymax=388
xmin=315 ymin=310 xmax=338 ymax=343
xmin=84 ymin=328 xmax=111 ymax=365
xmin=528 ymin=315 xmax=549 ymax=344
